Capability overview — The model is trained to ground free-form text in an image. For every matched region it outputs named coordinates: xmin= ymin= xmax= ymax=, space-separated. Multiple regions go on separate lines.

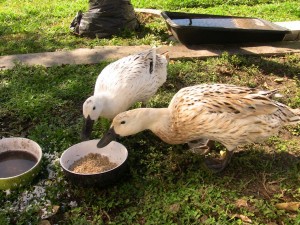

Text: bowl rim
xmin=60 ymin=140 xmax=128 ymax=176
xmin=0 ymin=137 xmax=43 ymax=180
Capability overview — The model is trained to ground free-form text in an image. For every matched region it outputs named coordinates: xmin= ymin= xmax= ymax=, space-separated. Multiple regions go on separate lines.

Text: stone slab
xmin=1 ymin=42 xmax=300 ymax=70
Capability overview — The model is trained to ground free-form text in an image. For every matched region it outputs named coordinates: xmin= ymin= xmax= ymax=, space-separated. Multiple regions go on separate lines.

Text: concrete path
xmin=1 ymin=42 xmax=300 ymax=70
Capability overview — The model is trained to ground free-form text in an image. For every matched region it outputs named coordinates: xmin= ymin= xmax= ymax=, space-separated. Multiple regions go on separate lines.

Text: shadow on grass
xmin=0 ymin=18 xmax=168 ymax=57
xmin=117 ymin=130 xmax=300 ymax=197
xmin=186 ymin=43 xmax=300 ymax=79
xmin=227 ymin=150 xmax=300 ymax=198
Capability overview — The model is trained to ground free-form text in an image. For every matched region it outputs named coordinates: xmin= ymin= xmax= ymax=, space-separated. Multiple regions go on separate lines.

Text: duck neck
xmin=144 ymin=108 xmax=169 ymax=128
xmin=141 ymin=108 xmax=173 ymax=142
xmin=94 ymin=93 xmax=127 ymax=119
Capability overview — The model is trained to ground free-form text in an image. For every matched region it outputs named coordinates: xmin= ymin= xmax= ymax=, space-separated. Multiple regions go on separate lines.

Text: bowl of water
xmin=0 ymin=137 xmax=43 ymax=190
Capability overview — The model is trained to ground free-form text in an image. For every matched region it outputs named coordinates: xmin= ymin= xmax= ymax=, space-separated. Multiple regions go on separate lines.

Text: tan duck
xmin=81 ymin=48 xmax=169 ymax=140
xmin=97 ymin=83 xmax=300 ymax=172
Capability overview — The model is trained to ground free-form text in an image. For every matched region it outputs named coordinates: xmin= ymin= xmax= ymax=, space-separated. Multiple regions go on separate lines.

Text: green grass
xmin=0 ymin=0 xmax=300 ymax=224
xmin=0 ymin=53 xmax=300 ymax=224
xmin=0 ymin=0 xmax=299 ymax=55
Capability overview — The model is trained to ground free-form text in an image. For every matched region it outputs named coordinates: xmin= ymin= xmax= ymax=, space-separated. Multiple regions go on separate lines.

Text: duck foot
xmin=205 ymin=150 xmax=234 ymax=173
xmin=188 ymin=139 xmax=215 ymax=155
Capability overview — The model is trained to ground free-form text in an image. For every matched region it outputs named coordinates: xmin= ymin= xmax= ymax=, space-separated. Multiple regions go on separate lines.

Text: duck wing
xmin=94 ymin=48 xmax=166 ymax=96
xmin=170 ymin=84 xmax=278 ymax=118
xmin=205 ymin=94 xmax=278 ymax=116
xmin=166 ymin=83 xmax=299 ymax=149
xmin=167 ymin=84 xmax=283 ymax=139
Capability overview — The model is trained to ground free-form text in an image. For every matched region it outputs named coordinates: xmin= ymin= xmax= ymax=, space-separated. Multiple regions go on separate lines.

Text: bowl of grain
xmin=0 ymin=137 xmax=43 ymax=190
xmin=60 ymin=140 xmax=128 ymax=187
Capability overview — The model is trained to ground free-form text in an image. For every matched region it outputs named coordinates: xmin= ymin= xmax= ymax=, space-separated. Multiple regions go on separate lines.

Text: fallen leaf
xmin=220 ymin=150 xmax=227 ymax=159
xmin=275 ymin=202 xmax=300 ymax=211
xmin=274 ymin=78 xmax=284 ymax=83
xmin=232 ymin=214 xmax=252 ymax=223
xmin=52 ymin=205 xmax=60 ymax=214
xmin=235 ymin=199 xmax=248 ymax=208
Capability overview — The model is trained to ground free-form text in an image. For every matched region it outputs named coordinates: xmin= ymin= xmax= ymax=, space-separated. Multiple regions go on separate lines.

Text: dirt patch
xmin=136 ymin=12 xmax=162 ymax=24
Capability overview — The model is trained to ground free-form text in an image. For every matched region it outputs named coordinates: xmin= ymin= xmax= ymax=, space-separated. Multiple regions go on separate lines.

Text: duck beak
xmin=81 ymin=115 xmax=94 ymax=140
xmin=97 ymin=127 xmax=120 ymax=148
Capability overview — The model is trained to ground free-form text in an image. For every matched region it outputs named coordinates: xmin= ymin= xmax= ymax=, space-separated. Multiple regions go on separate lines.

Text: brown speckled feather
xmin=159 ymin=84 xmax=299 ymax=149
xmin=109 ymin=84 xmax=299 ymax=152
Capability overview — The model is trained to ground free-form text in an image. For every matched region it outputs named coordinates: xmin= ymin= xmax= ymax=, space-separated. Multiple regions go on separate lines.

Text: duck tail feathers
xmin=258 ymin=89 xmax=284 ymax=99
xmin=292 ymin=108 xmax=300 ymax=116
xmin=153 ymin=46 xmax=169 ymax=62
xmin=142 ymin=48 xmax=156 ymax=74
xmin=288 ymin=108 xmax=300 ymax=124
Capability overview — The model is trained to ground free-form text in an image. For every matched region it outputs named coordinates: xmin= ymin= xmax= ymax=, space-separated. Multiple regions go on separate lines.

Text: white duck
xmin=82 ymin=48 xmax=169 ymax=140
xmin=97 ymin=83 xmax=300 ymax=172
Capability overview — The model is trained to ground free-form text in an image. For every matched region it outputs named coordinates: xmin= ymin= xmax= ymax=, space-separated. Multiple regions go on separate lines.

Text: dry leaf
xmin=235 ymin=199 xmax=248 ymax=208
xmin=52 ymin=205 xmax=60 ymax=214
xmin=274 ymin=78 xmax=284 ymax=83
xmin=232 ymin=214 xmax=252 ymax=223
xmin=275 ymin=202 xmax=300 ymax=211
xmin=220 ymin=150 xmax=227 ymax=159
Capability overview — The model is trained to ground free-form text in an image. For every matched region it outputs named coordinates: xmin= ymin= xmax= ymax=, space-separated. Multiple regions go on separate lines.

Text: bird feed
xmin=69 ymin=153 xmax=117 ymax=174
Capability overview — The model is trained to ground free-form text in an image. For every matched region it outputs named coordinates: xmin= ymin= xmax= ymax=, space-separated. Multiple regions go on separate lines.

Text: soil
xmin=69 ymin=153 xmax=118 ymax=174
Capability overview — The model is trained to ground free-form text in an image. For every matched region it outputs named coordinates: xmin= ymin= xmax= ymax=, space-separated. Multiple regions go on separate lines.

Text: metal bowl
xmin=161 ymin=11 xmax=290 ymax=45
xmin=60 ymin=140 xmax=128 ymax=188
xmin=0 ymin=137 xmax=43 ymax=190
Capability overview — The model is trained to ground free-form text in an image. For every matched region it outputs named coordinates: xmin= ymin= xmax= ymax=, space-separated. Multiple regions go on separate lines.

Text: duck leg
xmin=205 ymin=150 xmax=234 ymax=173
xmin=188 ymin=139 xmax=215 ymax=155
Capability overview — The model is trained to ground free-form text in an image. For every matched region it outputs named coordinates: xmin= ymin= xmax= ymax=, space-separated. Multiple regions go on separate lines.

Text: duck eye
xmin=121 ymin=121 xmax=126 ymax=125
xmin=93 ymin=106 xmax=96 ymax=110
